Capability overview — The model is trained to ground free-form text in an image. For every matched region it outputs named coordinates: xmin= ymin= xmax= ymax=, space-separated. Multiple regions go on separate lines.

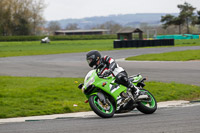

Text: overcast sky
xmin=44 ymin=0 xmax=200 ymax=21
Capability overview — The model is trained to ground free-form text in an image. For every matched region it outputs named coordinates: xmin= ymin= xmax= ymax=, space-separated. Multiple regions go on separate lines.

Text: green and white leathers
xmin=80 ymin=69 xmax=157 ymax=118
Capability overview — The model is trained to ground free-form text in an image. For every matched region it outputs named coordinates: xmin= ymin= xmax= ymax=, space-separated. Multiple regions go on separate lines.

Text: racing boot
xmin=129 ymin=83 xmax=149 ymax=99
xmin=128 ymin=82 xmax=140 ymax=97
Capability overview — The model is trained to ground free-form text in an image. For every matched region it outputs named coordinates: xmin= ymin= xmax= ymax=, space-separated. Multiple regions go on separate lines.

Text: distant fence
xmin=156 ymin=34 xmax=200 ymax=40
xmin=113 ymin=39 xmax=174 ymax=48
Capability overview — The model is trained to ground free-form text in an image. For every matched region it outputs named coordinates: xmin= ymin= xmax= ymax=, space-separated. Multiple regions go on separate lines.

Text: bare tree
xmin=92 ymin=21 xmax=122 ymax=34
xmin=31 ymin=0 xmax=46 ymax=35
xmin=0 ymin=0 xmax=13 ymax=35
xmin=47 ymin=21 xmax=61 ymax=35
xmin=65 ymin=23 xmax=79 ymax=30
xmin=0 ymin=0 xmax=46 ymax=36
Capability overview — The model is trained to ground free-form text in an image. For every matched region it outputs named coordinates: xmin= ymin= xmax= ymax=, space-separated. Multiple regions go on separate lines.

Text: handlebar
xmin=96 ymin=64 xmax=114 ymax=78
xmin=96 ymin=64 xmax=107 ymax=77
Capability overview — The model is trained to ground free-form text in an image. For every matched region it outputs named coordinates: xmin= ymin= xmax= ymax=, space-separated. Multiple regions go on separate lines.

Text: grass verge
xmin=126 ymin=49 xmax=200 ymax=61
xmin=175 ymin=39 xmax=200 ymax=46
xmin=0 ymin=76 xmax=90 ymax=118
xmin=0 ymin=76 xmax=200 ymax=118
xmin=0 ymin=40 xmax=114 ymax=57
xmin=0 ymin=39 xmax=200 ymax=57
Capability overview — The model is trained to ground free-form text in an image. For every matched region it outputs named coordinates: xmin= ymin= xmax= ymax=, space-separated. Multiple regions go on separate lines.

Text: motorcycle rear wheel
xmin=89 ymin=95 xmax=115 ymax=118
xmin=136 ymin=89 xmax=157 ymax=114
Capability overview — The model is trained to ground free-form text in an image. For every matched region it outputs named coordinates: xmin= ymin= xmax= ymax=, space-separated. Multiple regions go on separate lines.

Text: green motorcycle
xmin=78 ymin=68 xmax=157 ymax=118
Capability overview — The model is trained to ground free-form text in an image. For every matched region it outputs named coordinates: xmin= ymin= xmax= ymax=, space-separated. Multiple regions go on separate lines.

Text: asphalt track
xmin=0 ymin=105 xmax=200 ymax=133
xmin=0 ymin=46 xmax=200 ymax=85
xmin=0 ymin=46 xmax=200 ymax=133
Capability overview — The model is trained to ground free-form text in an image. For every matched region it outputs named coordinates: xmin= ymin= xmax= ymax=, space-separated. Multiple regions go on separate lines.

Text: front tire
xmin=89 ymin=95 xmax=115 ymax=118
xmin=137 ymin=89 xmax=157 ymax=114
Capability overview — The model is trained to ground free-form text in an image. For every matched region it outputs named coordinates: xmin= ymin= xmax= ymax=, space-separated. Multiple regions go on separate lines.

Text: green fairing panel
xmin=133 ymin=75 xmax=142 ymax=81
xmin=84 ymin=70 xmax=128 ymax=101
xmin=94 ymin=76 xmax=127 ymax=100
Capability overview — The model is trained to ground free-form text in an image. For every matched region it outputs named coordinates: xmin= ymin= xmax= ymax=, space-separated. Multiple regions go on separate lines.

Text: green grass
xmin=0 ymin=39 xmax=200 ymax=57
xmin=146 ymin=81 xmax=200 ymax=102
xmin=126 ymin=49 xmax=200 ymax=61
xmin=0 ymin=40 xmax=114 ymax=57
xmin=0 ymin=76 xmax=91 ymax=118
xmin=175 ymin=39 xmax=200 ymax=46
xmin=0 ymin=76 xmax=200 ymax=118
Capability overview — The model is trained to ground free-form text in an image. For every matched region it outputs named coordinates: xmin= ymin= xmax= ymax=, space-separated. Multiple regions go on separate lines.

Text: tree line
xmin=48 ymin=2 xmax=200 ymax=36
xmin=161 ymin=2 xmax=200 ymax=34
xmin=47 ymin=21 xmax=123 ymax=35
xmin=1 ymin=1 xmax=200 ymax=36
xmin=0 ymin=0 xmax=45 ymax=36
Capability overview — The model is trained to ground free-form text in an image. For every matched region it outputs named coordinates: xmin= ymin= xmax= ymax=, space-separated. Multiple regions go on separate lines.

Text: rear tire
xmin=89 ymin=95 xmax=115 ymax=118
xmin=137 ymin=89 xmax=157 ymax=114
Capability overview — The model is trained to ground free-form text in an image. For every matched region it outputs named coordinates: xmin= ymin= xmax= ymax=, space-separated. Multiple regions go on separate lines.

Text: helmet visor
xmin=87 ymin=58 xmax=93 ymax=65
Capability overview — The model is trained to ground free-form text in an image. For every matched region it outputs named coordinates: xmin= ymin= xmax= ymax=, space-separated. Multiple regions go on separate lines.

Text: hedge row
xmin=0 ymin=35 xmax=117 ymax=42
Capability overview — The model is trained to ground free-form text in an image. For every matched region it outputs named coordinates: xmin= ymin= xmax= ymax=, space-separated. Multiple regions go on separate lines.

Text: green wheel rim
xmin=141 ymin=90 xmax=156 ymax=108
xmin=93 ymin=96 xmax=113 ymax=114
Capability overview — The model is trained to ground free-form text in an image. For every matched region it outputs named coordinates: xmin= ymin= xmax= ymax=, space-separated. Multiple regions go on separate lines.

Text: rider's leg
xmin=115 ymin=71 xmax=140 ymax=96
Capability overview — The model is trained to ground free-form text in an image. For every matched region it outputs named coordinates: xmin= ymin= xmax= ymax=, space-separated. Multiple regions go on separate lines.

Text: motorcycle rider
xmin=86 ymin=50 xmax=140 ymax=97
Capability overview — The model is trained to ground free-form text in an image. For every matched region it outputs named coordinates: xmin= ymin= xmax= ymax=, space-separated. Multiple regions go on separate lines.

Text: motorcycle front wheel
xmin=89 ymin=95 xmax=115 ymax=118
xmin=136 ymin=89 xmax=157 ymax=114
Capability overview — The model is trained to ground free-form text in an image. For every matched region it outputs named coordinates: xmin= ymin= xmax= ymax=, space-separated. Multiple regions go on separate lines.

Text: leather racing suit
xmin=97 ymin=55 xmax=134 ymax=89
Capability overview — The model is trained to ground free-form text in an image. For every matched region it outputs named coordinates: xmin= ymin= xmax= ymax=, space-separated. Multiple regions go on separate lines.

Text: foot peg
xmin=137 ymin=95 xmax=149 ymax=99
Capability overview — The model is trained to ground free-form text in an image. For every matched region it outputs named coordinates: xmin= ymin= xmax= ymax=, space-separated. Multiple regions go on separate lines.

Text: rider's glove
xmin=78 ymin=83 xmax=83 ymax=89
xmin=103 ymin=70 xmax=112 ymax=77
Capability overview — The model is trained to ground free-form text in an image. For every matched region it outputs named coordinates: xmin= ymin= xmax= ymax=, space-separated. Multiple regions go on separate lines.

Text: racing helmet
xmin=86 ymin=50 xmax=101 ymax=68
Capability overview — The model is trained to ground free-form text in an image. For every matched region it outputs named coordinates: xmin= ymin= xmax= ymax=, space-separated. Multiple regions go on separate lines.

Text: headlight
xmin=86 ymin=76 xmax=95 ymax=88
